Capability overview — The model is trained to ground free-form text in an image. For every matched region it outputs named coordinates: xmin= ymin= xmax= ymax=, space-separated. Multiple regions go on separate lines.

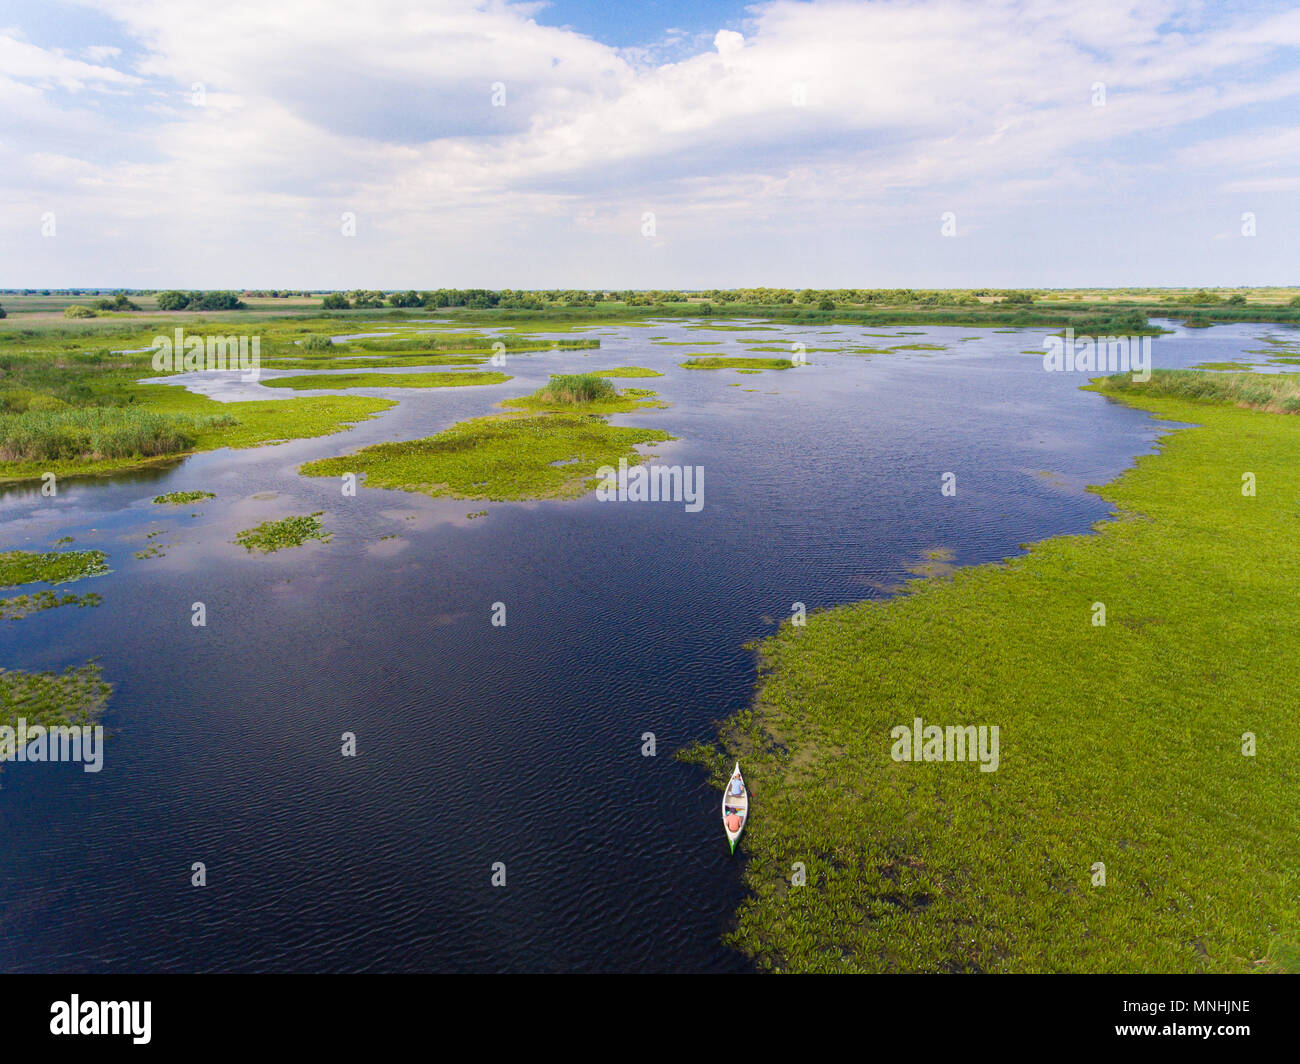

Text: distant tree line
xmin=155 ymin=290 xmax=247 ymax=311
xmin=1162 ymin=289 xmax=1253 ymax=306
xmin=320 ymin=288 xmax=662 ymax=310
xmin=3 ymin=288 xmax=1293 ymax=316
xmin=93 ymin=293 xmax=141 ymax=311
xmin=312 ymin=288 xmax=1047 ymax=311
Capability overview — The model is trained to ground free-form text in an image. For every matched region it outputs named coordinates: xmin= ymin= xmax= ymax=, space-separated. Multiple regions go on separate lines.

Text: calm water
xmin=0 ymin=318 xmax=1285 ymax=971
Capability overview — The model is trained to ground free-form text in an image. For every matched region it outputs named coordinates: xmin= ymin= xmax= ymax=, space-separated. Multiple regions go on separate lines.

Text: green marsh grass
xmin=588 ymin=366 xmax=663 ymax=378
xmin=302 ymin=413 xmax=672 ymax=502
xmin=0 ymin=316 xmax=399 ymax=481
xmin=1104 ymin=368 xmax=1300 ymax=413
xmin=0 ymin=407 xmax=235 ymax=463
xmin=0 ymin=385 xmax=394 ymax=483
xmin=528 ymin=373 xmax=617 ymax=403
xmin=682 ymin=356 xmax=796 ymax=371
xmin=300 ymin=374 xmax=672 ymax=501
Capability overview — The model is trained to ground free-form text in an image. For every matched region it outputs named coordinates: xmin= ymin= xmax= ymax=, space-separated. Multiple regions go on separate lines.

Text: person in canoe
xmin=723 ymin=762 xmax=748 ymax=852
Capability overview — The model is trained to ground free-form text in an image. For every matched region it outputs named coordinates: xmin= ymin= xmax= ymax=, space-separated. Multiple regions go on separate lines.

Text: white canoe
xmin=722 ymin=761 xmax=748 ymax=853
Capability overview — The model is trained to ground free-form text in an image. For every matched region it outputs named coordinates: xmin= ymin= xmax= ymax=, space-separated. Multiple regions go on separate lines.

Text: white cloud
xmin=0 ymin=29 xmax=139 ymax=91
xmin=82 ymin=45 xmax=123 ymax=63
xmin=714 ymin=29 xmax=745 ymax=55
xmin=4 ymin=0 xmax=1299 ymax=286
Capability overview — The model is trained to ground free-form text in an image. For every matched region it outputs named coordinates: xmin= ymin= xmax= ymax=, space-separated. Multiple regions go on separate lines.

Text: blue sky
xmin=1 ymin=0 xmax=1298 ymax=289
xmin=536 ymin=0 xmax=751 ymax=48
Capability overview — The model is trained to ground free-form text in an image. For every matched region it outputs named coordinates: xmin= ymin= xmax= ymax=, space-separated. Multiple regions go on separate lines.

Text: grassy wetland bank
xmin=705 ymin=368 xmax=1300 ymax=973
xmin=0 ymin=310 xmax=605 ymax=484
xmin=0 ymin=315 xmax=399 ymax=483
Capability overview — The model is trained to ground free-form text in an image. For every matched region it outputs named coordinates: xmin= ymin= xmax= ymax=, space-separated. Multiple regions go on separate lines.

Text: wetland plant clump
xmin=533 ymin=373 xmax=619 ymax=404
xmin=0 ymin=662 xmax=111 ymax=737
xmin=0 ymin=550 xmax=110 ymax=588
xmin=234 ymin=512 xmax=331 ymax=553
xmin=153 ymin=490 xmax=216 ymax=505
xmin=0 ymin=590 xmax=102 ymax=621
xmin=499 ymin=377 xmax=666 ymax=416
xmin=681 ymin=356 xmax=796 ymax=371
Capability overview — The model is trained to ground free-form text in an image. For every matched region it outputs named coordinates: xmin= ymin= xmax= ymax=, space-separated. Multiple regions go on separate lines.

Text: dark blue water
xmin=0 ymin=319 xmax=1282 ymax=971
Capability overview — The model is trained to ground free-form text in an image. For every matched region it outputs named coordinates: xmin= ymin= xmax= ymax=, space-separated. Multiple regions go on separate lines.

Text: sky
xmin=0 ymin=0 xmax=1297 ymax=289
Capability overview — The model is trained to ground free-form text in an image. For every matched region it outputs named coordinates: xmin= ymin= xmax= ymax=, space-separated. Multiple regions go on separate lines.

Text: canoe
xmin=722 ymin=761 xmax=748 ymax=853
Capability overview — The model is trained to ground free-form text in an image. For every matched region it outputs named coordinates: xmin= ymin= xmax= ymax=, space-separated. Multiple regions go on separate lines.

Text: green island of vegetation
xmin=262 ymin=370 xmax=510 ymax=391
xmin=681 ymin=356 xmax=797 ymax=372
xmin=153 ymin=490 xmax=216 ymax=505
xmin=1 ymin=590 xmax=102 ymax=620
xmin=0 ymin=662 xmax=111 ymax=748
xmin=691 ymin=368 xmax=1300 ymax=973
xmin=235 ymin=512 xmax=331 ymax=553
xmin=0 ymin=531 xmax=112 ymax=740
xmin=499 ymin=373 xmax=666 ymax=414
xmin=587 ymin=366 xmax=663 ymax=378
xmin=0 ymin=550 xmax=108 ymax=623
xmin=300 ymin=374 xmax=673 ymax=501
xmin=1 ymin=549 xmax=109 ymax=587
